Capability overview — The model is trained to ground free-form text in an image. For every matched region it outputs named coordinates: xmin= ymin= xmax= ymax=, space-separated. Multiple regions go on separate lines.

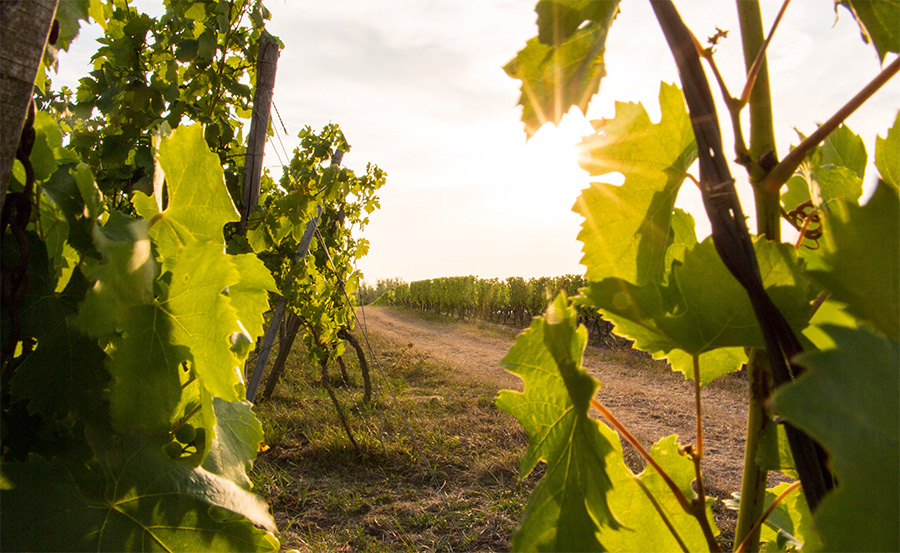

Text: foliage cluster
xmin=498 ymin=1 xmax=899 ymax=552
xmin=245 ymin=123 xmax=384 ymax=370
xmin=1 ymin=0 xmax=383 ymax=550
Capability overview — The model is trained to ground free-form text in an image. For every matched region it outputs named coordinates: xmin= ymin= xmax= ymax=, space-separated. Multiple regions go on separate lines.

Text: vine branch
xmin=762 ymin=55 xmax=900 ymax=193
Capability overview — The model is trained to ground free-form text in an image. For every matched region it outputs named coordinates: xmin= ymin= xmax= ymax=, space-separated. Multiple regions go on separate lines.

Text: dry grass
xmin=251 ymin=309 xmax=756 ymax=551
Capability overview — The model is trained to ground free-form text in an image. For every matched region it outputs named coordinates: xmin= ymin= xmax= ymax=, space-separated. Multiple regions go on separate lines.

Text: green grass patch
xmin=250 ymin=330 xmax=537 ymax=552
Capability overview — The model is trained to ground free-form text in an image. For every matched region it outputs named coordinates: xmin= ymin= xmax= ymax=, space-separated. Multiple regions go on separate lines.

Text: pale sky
xmin=56 ymin=1 xmax=899 ymax=284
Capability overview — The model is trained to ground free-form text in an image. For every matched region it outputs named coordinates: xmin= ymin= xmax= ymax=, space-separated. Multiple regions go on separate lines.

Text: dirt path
xmin=359 ymin=306 xmax=762 ymax=505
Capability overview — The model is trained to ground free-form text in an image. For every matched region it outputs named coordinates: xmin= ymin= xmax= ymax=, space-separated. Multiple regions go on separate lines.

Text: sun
xmin=518 ymin=111 xmax=597 ymax=198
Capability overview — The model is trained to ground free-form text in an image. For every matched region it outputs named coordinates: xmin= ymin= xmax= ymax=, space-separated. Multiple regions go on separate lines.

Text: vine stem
xmin=762 ymin=55 xmax=900 ymax=193
xmin=735 ymin=481 xmax=803 ymax=553
xmin=689 ymin=355 xmax=721 ymax=553
xmin=733 ymin=2 xmax=781 ymax=549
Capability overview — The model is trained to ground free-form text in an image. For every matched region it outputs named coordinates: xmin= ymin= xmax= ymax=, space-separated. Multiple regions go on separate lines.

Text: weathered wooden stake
xmin=238 ymin=33 xmax=280 ymax=236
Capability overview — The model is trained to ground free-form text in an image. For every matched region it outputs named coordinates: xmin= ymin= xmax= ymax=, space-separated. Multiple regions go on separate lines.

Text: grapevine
xmin=498 ymin=1 xmax=899 ymax=552
xmin=0 ymin=0 xmax=383 ymax=550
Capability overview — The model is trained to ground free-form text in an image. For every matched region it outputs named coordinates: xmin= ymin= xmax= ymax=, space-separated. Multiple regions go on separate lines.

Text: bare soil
xmin=358 ymin=306 xmax=780 ymax=537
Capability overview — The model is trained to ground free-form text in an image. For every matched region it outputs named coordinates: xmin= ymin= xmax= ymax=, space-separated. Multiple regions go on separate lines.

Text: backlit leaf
xmin=134 ymin=125 xmax=240 ymax=259
xmin=496 ymin=294 xmax=618 ymax=551
xmin=601 ymin=435 xmax=716 ymax=552
xmin=162 ymin=240 xmax=244 ymax=401
xmin=574 ymin=82 xmax=696 ymax=285
xmin=771 ymin=326 xmax=899 ymax=552
xmin=579 ymin=238 xmax=812 ymax=385
xmin=505 ymin=1 xmax=621 ymax=137
xmin=876 ymin=111 xmax=899 ymax=190
xmin=809 ymin=182 xmax=899 ymax=340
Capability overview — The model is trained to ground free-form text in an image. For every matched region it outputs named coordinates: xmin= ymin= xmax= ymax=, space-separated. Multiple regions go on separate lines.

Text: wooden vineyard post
xmin=238 ymin=33 xmax=280 ymax=236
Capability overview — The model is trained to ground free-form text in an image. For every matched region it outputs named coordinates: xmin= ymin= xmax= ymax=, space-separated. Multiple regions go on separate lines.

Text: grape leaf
xmin=836 ymin=0 xmax=900 ymax=62
xmin=820 ymin=124 xmax=867 ymax=180
xmin=809 ymin=182 xmax=899 ymax=340
xmin=504 ymin=0 xmax=621 ymax=137
xmin=133 ymin=125 xmax=240 ymax=259
xmin=9 ymin=237 xmax=108 ymax=422
xmin=574 ymin=82 xmax=697 ymax=285
xmin=107 ymin=303 xmax=193 ymax=431
xmin=771 ymin=326 xmax=899 ymax=553
xmin=755 ymin=420 xmax=797 ymax=479
xmin=497 ymin=295 xmax=718 ymax=551
xmin=1 ymin=437 xmax=278 ymax=552
xmin=496 ymin=294 xmax=619 ymax=551
xmin=162 ymin=239 xmax=244 ymax=401
xmin=663 ymin=207 xmax=698 ymax=271
xmin=228 ymin=253 xmax=278 ymax=341
xmin=781 ymin=124 xmax=865 ymax=213
xmin=876 ymin=111 xmax=899 ymax=190
xmin=201 ymin=398 xmax=265 ymax=490
xmin=601 ymin=435 xmax=717 ymax=552
xmin=579 ymin=237 xmax=813 ymax=385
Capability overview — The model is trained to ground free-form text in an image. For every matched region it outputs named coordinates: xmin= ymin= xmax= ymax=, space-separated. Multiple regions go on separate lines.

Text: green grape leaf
xmin=52 ymin=0 xmax=91 ymax=51
xmin=876 ymin=111 xmax=899 ymax=190
xmin=107 ymin=303 xmax=193 ymax=431
xmin=71 ymin=162 xmax=103 ymax=219
xmin=133 ymin=125 xmax=240 ymax=259
xmin=504 ymin=1 xmax=621 ymax=137
xmin=810 ymin=182 xmax=899 ymax=340
xmin=771 ymin=326 xmax=899 ymax=553
xmin=73 ymin=213 xmax=156 ymax=340
xmin=601 ymin=435 xmax=717 ymax=552
xmin=664 ymin=207 xmax=698 ymax=270
xmin=496 ymin=294 xmax=619 ymax=551
xmin=574 ymin=82 xmax=697 ymax=285
xmin=836 ymin=0 xmax=900 ymax=62
xmin=11 ymin=317 xmax=108 ymax=423
xmin=756 ymin=482 xmax=822 ymax=551
xmin=75 ymin=227 xmax=251 ymax=429
xmin=162 ymin=240 xmax=244 ymax=401
xmin=201 ymin=398 xmax=265 ymax=490
xmin=228 ymin=253 xmax=278 ymax=341
xmin=665 ymin=348 xmax=748 ymax=387
xmin=820 ymin=123 xmax=867 ymax=180
xmin=1 ymin=439 xmax=278 ymax=551
xmin=497 ymin=295 xmax=717 ymax=551
xmin=579 ymin=238 xmax=812 ymax=385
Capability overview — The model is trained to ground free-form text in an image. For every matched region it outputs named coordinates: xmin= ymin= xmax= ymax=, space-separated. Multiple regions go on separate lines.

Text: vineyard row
xmin=375 ymin=275 xmax=619 ymax=345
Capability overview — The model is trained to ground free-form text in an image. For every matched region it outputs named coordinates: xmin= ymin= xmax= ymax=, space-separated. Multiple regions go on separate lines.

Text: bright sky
xmin=56 ymin=1 xmax=899 ymax=284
